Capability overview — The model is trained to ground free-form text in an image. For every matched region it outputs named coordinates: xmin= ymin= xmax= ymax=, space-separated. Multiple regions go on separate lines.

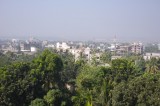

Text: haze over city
xmin=0 ymin=0 xmax=160 ymax=42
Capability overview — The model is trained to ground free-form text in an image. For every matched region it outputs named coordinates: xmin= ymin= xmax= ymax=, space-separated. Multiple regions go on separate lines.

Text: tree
xmin=0 ymin=49 xmax=71 ymax=106
xmin=0 ymin=62 xmax=34 ymax=105
xmin=75 ymin=65 xmax=109 ymax=105
xmin=100 ymin=51 xmax=111 ymax=63
xmin=44 ymin=89 xmax=62 ymax=106
xmin=146 ymin=58 xmax=159 ymax=74
xmin=60 ymin=53 xmax=76 ymax=82
xmin=32 ymin=49 xmax=63 ymax=92
xmin=0 ymin=53 xmax=12 ymax=67
xmin=111 ymin=59 xmax=135 ymax=83
xmin=145 ymin=43 xmax=160 ymax=53
xmin=112 ymin=73 xmax=160 ymax=106
xmin=99 ymin=78 xmax=113 ymax=106
xmin=134 ymin=57 xmax=146 ymax=75
xmin=30 ymin=98 xmax=46 ymax=106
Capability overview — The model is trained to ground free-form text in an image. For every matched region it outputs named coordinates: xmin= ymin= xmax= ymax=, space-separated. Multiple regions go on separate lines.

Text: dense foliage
xmin=0 ymin=50 xmax=160 ymax=106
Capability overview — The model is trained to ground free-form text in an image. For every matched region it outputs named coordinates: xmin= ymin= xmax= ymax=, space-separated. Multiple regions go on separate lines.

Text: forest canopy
xmin=0 ymin=49 xmax=160 ymax=106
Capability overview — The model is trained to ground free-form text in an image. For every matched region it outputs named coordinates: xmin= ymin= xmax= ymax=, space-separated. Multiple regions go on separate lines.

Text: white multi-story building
xmin=84 ymin=47 xmax=91 ymax=61
xmin=108 ymin=44 xmax=116 ymax=52
xmin=20 ymin=43 xmax=30 ymax=52
xmin=69 ymin=48 xmax=83 ymax=61
xmin=56 ymin=42 xmax=61 ymax=49
xmin=144 ymin=53 xmax=160 ymax=60
xmin=131 ymin=42 xmax=143 ymax=54
xmin=30 ymin=47 xmax=37 ymax=52
xmin=56 ymin=42 xmax=70 ymax=51
xmin=45 ymin=44 xmax=55 ymax=48
xmin=42 ymin=40 xmax=48 ymax=47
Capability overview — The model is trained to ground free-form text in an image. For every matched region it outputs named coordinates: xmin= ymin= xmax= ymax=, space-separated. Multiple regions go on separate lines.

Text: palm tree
xmin=99 ymin=78 xmax=113 ymax=106
xmin=146 ymin=58 xmax=159 ymax=74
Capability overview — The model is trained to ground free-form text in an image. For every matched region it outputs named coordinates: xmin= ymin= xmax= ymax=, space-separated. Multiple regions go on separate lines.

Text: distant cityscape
xmin=1 ymin=37 xmax=160 ymax=63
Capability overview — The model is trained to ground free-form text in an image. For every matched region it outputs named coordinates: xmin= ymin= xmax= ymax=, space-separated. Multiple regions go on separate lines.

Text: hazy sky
xmin=0 ymin=0 xmax=160 ymax=41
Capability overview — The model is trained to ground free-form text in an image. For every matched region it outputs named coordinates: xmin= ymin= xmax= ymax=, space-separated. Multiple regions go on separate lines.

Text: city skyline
xmin=0 ymin=0 xmax=160 ymax=42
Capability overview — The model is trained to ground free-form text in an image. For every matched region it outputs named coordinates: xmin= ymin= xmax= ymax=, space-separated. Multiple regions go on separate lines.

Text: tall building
xmin=131 ymin=42 xmax=143 ymax=54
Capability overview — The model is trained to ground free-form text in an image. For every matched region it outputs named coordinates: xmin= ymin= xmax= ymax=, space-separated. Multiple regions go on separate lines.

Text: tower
xmin=113 ymin=35 xmax=117 ymax=55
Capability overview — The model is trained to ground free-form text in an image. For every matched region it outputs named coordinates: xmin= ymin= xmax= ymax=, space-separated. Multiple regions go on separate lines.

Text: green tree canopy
xmin=112 ymin=73 xmax=160 ymax=106
xmin=30 ymin=98 xmax=46 ymax=106
xmin=32 ymin=49 xmax=63 ymax=91
xmin=111 ymin=59 xmax=135 ymax=83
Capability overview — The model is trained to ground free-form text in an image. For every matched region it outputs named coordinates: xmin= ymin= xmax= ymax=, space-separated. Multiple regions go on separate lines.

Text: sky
xmin=0 ymin=0 xmax=160 ymax=42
